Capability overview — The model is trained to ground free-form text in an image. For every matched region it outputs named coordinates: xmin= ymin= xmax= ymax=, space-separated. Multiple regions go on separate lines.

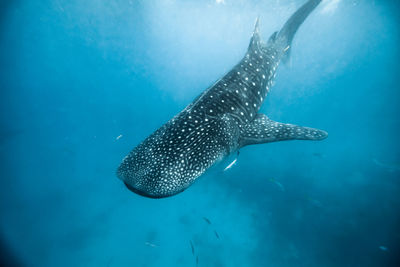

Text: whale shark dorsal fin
xmin=253 ymin=16 xmax=260 ymax=34
xmin=248 ymin=17 xmax=262 ymax=52
xmin=239 ymin=114 xmax=328 ymax=147
xmin=267 ymin=31 xmax=278 ymax=45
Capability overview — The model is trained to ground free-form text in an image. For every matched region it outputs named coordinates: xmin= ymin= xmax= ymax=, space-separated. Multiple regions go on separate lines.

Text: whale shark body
xmin=117 ymin=0 xmax=327 ymax=198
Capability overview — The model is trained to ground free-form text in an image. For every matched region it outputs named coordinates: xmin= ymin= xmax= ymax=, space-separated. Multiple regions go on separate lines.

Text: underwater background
xmin=1 ymin=0 xmax=399 ymax=266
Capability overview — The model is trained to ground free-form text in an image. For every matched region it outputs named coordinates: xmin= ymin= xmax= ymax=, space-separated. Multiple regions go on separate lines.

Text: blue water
xmin=1 ymin=0 xmax=399 ymax=266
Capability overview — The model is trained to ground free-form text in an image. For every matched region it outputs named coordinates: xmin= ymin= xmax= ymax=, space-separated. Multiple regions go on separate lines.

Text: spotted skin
xmin=239 ymin=114 xmax=327 ymax=147
xmin=118 ymin=113 xmax=239 ymax=198
xmin=117 ymin=0 xmax=326 ymax=198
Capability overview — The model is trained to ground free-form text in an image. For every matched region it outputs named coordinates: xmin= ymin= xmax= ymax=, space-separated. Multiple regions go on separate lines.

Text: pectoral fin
xmin=239 ymin=114 xmax=327 ymax=147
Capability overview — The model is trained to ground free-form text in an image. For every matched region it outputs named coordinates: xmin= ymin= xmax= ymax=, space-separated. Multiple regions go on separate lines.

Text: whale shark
xmin=117 ymin=0 xmax=327 ymax=198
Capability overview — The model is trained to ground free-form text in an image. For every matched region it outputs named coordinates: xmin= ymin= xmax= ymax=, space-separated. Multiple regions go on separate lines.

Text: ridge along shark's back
xmin=117 ymin=0 xmax=327 ymax=198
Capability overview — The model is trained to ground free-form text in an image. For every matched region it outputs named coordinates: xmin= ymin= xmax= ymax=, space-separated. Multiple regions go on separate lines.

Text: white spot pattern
xmin=117 ymin=12 xmax=326 ymax=198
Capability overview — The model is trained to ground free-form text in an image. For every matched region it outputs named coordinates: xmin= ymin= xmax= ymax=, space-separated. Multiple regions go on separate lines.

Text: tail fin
xmin=277 ymin=0 xmax=321 ymax=62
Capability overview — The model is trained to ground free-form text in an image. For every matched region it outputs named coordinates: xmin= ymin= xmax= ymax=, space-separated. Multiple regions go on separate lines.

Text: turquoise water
xmin=1 ymin=0 xmax=399 ymax=266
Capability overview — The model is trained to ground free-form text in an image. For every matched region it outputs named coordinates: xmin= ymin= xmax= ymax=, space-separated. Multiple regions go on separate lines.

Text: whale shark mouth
xmin=123 ymin=182 xmax=161 ymax=199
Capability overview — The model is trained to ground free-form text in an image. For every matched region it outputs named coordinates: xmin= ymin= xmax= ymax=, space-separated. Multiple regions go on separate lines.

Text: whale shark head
xmin=117 ymin=134 xmax=198 ymax=198
xmin=117 ymin=114 xmax=241 ymax=198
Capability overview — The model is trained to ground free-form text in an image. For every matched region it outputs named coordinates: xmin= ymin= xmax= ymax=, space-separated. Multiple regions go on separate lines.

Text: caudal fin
xmin=277 ymin=0 xmax=321 ymax=61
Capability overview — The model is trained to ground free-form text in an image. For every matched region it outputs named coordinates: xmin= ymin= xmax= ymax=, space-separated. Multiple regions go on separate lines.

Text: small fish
xmin=306 ymin=196 xmax=323 ymax=208
xmin=224 ymin=158 xmax=237 ymax=171
xmin=214 ymin=230 xmax=220 ymax=239
xmin=373 ymin=158 xmax=400 ymax=172
xmin=284 ymin=45 xmax=290 ymax=52
xmin=223 ymin=151 xmax=240 ymax=171
xmin=269 ymin=178 xmax=285 ymax=192
xmin=145 ymin=242 xmax=158 ymax=248
xmin=196 ymin=255 xmax=199 ymax=267
xmin=312 ymin=152 xmax=324 ymax=158
xmin=116 ymin=134 xmax=123 ymax=140
xmin=379 ymin=246 xmax=388 ymax=251
xmin=203 ymin=217 xmax=211 ymax=225
xmin=190 ymin=240 xmax=195 ymax=255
